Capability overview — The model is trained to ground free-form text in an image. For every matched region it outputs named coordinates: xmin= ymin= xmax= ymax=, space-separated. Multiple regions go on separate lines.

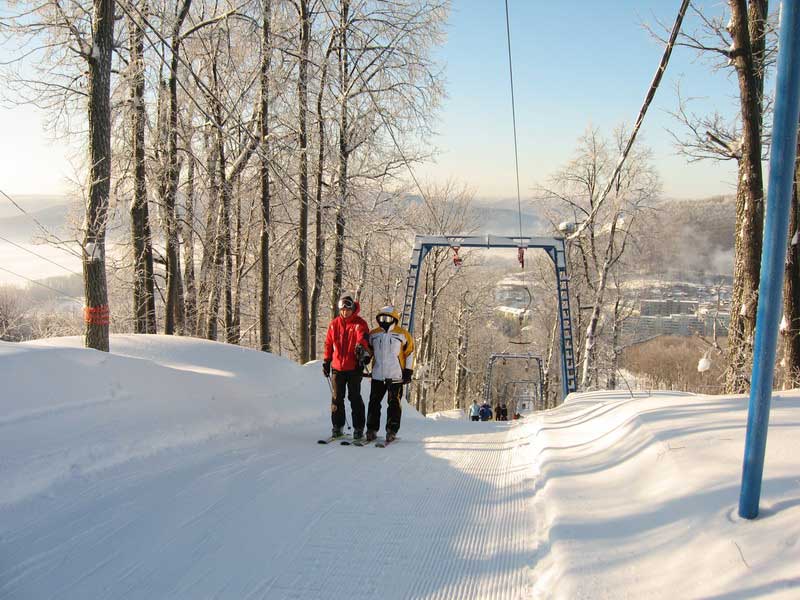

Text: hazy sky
xmin=414 ymin=0 xmax=741 ymax=201
xmin=0 ymin=0 xmax=741 ymax=202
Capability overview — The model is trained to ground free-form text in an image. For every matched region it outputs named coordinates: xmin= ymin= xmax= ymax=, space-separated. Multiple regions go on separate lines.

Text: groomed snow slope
xmin=1 ymin=336 xmax=798 ymax=599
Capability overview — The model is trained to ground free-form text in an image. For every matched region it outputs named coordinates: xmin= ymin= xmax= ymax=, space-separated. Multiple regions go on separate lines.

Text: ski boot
xmin=365 ymin=430 xmax=378 ymax=442
xmin=353 ymin=429 xmax=364 ymax=441
xmin=331 ymin=427 xmax=344 ymax=439
xmin=385 ymin=430 xmax=397 ymax=443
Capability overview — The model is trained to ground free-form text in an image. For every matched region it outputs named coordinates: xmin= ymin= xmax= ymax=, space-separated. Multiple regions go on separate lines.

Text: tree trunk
xmin=83 ymin=0 xmax=114 ymax=352
xmin=310 ymin=40 xmax=333 ymax=359
xmin=127 ymin=5 xmax=155 ymax=335
xmin=330 ymin=0 xmax=350 ymax=320
xmin=725 ymin=0 xmax=767 ymax=392
xmin=452 ymin=292 xmax=470 ymax=410
xmin=782 ymin=132 xmax=800 ymax=388
xmin=229 ymin=178 xmax=241 ymax=344
xmin=355 ymin=234 xmax=370 ymax=300
xmin=198 ymin=130 xmax=219 ymax=336
xmin=259 ymin=0 xmax=272 ymax=352
xmin=206 ymin=56 xmax=229 ymax=341
xmin=542 ymin=313 xmax=559 ymax=408
xmin=183 ymin=146 xmax=197 ymax=335
xmin=164 ymin=0 xmax=192 ymax=335
xmin=580 ymin=220 xmax=617 ymax=389
xmin=296 ymin=0 xmax=311 ymax=362
xmin=606 ymin=292 xmax=623 ymax=390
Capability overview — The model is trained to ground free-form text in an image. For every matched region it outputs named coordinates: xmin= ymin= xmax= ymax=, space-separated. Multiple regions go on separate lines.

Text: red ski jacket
xmin=323 ymin=301 xmax=370 ymax=372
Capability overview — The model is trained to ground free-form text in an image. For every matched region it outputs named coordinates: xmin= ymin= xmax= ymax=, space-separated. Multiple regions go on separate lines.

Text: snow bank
xmin=528 ymin=389 xmax=800 ymax=599
xmin=1 ymin=335 xmax=428 ymax=507
xmin=0 ymin=335 xmax=330 ymax=506
xmin=426 ymin=408 xmax=467 ymax=420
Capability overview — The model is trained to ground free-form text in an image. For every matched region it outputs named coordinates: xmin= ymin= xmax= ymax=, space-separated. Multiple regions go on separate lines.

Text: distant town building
xmin=639 ymin=299 xmax=698 ymax=317
xmin=494 ymin=283 xmax=529 ymax=308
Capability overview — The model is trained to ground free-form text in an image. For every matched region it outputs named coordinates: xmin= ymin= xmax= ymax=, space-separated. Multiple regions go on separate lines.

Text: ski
xmin=339 ymin=435 xmax=374 ymax=446
xmin=317 ymin=434 xmax=349 ymax=444
xmin=374 ymin=436 xmax=399 ymax=448
xmin=350 ymin=437 xmax=377 ymax=447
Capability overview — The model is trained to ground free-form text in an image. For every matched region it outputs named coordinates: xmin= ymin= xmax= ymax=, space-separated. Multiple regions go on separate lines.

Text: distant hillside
xmin=404 ymin=194 xmax=547 ymax=236
xmin=637 ymin=195 xmax=735 ymax=277
xmin=0 ymin=194 xmax=70 ymax=219
xmin=471 ymin=203 xmax=546 ymax=236
xmin=0 ymin=202 xmax=74 ymax=242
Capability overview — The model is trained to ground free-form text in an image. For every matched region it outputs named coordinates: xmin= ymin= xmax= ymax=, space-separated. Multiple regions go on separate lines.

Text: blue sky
xmin=415 ymin=0 xmax=741 ymax=201
xmin=0 ymin=0 xmax=741 ymax=201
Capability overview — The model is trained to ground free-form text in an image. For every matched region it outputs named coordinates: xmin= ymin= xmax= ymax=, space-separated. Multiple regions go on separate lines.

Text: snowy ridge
xmin=0 ymin=336 xmax=326 ymax=506
xmin=528 ymin=390 xmax=800 ymax=599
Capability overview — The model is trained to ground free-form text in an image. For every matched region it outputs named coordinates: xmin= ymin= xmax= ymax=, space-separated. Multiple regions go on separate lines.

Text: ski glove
xmin=322 ymin=360 xmax=331 ymax=378
xmin=355 ymin=345 xmax=371 ymax=369
xmin=402 ymin=368 xmax=413 ymax=384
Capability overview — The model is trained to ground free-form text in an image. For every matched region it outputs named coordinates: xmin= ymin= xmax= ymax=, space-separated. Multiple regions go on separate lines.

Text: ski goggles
xmin=377 ymin=314 xmax=396 ymax=325
xmin=338 ymin=298 xmax=355 ymax=310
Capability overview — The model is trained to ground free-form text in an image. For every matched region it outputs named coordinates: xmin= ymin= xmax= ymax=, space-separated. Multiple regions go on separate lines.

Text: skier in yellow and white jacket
xmin=365 ymin=306 xmax=414 ymax=443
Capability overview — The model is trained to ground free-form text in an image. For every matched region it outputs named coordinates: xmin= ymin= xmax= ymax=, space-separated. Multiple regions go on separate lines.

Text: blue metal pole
xmin=406 ymin=244 xmax=429 ymax=335
xmin=739 ymin=0 xmax=800 ymax=520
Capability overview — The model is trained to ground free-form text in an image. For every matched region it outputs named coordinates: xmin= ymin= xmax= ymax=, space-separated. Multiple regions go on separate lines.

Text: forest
xmin=1 ymin=0 xmax=799 ymax=412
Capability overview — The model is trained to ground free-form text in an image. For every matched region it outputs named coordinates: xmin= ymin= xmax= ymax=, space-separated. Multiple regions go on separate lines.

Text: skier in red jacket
xmin=323 ymin=293 xmax=370 ymax=439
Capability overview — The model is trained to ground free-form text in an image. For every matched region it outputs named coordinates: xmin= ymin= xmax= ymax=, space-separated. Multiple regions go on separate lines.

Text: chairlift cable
xmin=0 ymin=265 xmax=83 ymax=304
xmin=0 ymin=234 xmax=81 ymax=277
xmin=566 ymin=0 xmax=691 ymax=242
xmin=503 ymin=0 xmax=524 ymax=245
xmin=0 ymin=188 xmax=81 ymax=259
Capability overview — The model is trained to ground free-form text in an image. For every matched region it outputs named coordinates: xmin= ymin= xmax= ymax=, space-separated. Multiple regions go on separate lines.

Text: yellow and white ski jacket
xmin=368 ymin=309 xmax=414 ymax=382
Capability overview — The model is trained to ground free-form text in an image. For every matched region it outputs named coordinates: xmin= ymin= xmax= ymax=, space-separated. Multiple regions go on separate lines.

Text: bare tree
xmin=293 ymin=0 xmax=312 ymax=362
xmin=259 ymin=0 xmax=274 ymax=352
xmin=724 ymin=0 xmax=768 ymax=392
xmin=660 ymin=1 xmax=772 ymax=392
xmin=540 ymin=127 xmax=659 ymax=389
xmin=81 ymin=0 xmax=116 ymax=351
xmin=782 ymin=130 xmax=800 ymax=388
xmin=126 ymin=1 xmax=157 ymax=335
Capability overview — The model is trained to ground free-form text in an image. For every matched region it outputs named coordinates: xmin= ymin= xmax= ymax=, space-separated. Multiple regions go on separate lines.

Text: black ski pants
xmin=331 ymin=369 xmax=365 ymax=431
xmin=367 ymin=379 xmax=403 ymax=434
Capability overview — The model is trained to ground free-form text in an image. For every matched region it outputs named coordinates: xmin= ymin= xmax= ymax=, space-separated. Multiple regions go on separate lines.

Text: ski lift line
xmin=482 ymin=352 xmax=545 ymax=406
xmin=400 ymin=234 xmax=577 ymax=398
xmin=0 ymin=188 xmax=82 ymax=259
xmin=412 ymin=235 xmax=567 ymax=269
xmin=0 ymin=265 xmax=83 ymax=305
xmin=503 ymin=0 xmax=524 ymax=243
xmin=567 ymin=0 xmax=691 ymax=242
xmin=0 ymin=234 xmax=81 ymax=277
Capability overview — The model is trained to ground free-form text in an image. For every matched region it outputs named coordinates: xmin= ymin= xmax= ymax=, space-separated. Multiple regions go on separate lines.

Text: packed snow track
xmin=1 ymin=419 xmax=538 ymax=599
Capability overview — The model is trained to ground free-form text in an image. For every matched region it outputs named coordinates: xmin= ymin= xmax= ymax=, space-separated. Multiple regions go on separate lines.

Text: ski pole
xmin=326 ymin=372 xmax=352 ymax=431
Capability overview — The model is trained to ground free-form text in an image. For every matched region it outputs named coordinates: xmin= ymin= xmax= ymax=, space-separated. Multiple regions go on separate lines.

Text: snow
xmin=1 ymin=336 xmax=799 ymax=599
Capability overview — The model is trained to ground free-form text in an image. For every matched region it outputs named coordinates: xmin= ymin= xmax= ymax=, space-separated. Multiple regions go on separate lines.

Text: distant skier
xmin=469 ymin=400 xmax=480 ymax=421
xmin=500 ymin=403 xmax=508 ymax=421
xmin=479 ymin=402 xmax=492 ymax=421
xmin=495 ymin=403 xmax=502 ymax=421
xmin=365 ymin=306 xmax=414 ymax=444
xmin=323 ymin=293 xmax=370 ymax=440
